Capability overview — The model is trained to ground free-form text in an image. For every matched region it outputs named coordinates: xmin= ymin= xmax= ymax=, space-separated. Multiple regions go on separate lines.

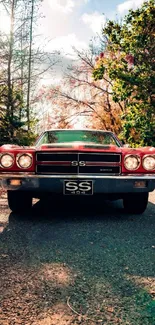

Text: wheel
xmin=123 ymin=192 xmax=148 ymax=214
xmin=7 ymin=191 xmax=32 ymax=213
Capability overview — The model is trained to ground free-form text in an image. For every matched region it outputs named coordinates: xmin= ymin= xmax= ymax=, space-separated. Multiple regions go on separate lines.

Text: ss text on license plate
xmin=64 ymin=180 xmax=93 ymax=195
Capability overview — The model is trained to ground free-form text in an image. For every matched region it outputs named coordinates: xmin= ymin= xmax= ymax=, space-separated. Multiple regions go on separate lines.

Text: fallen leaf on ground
xmin=107 ymin=307 xmax=114 ymax=313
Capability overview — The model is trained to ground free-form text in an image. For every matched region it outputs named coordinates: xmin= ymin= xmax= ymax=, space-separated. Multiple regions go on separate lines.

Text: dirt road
xmin=0 ymin=192 xmax=155 ymax=325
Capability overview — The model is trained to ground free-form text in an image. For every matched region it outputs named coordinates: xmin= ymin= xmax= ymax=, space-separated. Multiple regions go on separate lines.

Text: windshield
xmin=36 ymin=130 xmax=121 ymax=147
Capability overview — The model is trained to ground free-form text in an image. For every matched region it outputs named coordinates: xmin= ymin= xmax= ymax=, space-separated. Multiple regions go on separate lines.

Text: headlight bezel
xmin=16 ymin=153 xmax=33 ymax=169
xmin=142 ymin=154 xmax=155 ymax=171
xmin=0 ymin=153 xmax=15 ymax=168
xmin=124 ymin=154 xmax=141 ymax=171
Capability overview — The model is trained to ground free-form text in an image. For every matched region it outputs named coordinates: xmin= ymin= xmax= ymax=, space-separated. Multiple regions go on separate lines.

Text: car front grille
xmin=36 ymin=153 xmax=78 ymax=162
xmin=36 ymin=152 xmax=121 ymax=175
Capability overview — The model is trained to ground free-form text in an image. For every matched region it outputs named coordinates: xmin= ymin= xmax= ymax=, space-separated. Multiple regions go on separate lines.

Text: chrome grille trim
xmin=36 ymin=152 xmax=121 ymax=175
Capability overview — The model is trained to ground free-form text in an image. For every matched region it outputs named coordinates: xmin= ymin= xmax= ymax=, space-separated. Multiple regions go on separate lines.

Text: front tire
xmin=123 ymin=192 xmax=148 ymax=214
xmin=8 ymin=191 xmax=32 ymax=213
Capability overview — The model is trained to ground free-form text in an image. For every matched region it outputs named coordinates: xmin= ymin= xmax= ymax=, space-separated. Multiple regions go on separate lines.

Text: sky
xmin=0 ymin=0 xmax=149 ymax=83
xmin=0 ymin=0 xmax=149 ymax=62
xmin=36 ymin=0 xmax=148 ymax=56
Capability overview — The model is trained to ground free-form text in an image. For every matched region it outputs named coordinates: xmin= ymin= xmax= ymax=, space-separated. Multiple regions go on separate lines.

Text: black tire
xmin=123 ymin=192 xmax=148 ymax=214
xmin=7 ymin=191 xmax=32 ymax=213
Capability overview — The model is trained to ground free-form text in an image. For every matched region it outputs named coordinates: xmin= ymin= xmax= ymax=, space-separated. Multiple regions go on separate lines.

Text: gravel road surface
xmin=0 ymin=192 xmax=155 ymax=325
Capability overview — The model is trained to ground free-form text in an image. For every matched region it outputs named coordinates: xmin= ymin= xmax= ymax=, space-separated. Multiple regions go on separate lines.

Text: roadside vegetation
xmin=93 ymin=0 xmax=155 ymax=147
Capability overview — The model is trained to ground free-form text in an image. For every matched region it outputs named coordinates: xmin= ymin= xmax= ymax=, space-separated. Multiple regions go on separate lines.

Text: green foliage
xmin=0 ymin=83 xmax=36 ymax=146
xmin=93 ymin=64 xmax=105 ymax=80
xmin=120 ymin=103 xmax=155 ymax=147
xmin=0 ymin=114 xmax=36 ymax=146
xmin=93 ymin=0 xmax=155 ymax=147
xmin=15 ymin=130 xmax=37 ymax=146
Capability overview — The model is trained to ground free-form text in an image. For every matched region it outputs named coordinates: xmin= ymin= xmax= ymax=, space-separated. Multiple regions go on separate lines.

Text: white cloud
xmin=81 ymin=11 xmax=105 ymax=34
xmin=45 ymin=33 xmax=87 ymax=55
xmin=117 ymin=0 xmax=148 ymax=14
xmin=0 ymin=5 xmax=10 ymax=34
xmin=47 ymin=0 xmax=75 ymax=14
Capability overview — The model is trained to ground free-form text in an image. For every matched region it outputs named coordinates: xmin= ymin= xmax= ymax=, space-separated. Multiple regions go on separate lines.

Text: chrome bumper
xmin=0 ymin=173 xmax=155 ymax=193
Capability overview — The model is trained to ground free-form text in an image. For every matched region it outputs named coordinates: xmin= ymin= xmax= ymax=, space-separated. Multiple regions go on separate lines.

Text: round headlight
xmin=143 ymin=155 xmax=155 ymax=170
xmin=0 ymin=154 xmax=14 ymax=168
xmin=124 ymin=155 xmax=140 ymax=170
xmin=17 ymin=154 xmax=32 ymax=168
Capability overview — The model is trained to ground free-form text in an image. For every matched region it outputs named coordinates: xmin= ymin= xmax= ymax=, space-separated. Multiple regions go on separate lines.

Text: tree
xmin=0 ymin=0 xmax=39 ymax=143
xmin=93 ymin=0 xmax=155 ymax=146
xmin=0 ymin=0 xmax=58 ymax=145
xmin=37 ymin=45 xmax=123 ymax=133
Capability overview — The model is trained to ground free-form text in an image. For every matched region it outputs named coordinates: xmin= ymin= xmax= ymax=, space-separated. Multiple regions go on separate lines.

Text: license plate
xmin=64 ymin=180 xmax=93 ymax=195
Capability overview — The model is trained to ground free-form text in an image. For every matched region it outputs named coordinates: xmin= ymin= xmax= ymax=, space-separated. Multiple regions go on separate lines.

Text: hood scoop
xmin=84 ymin=144 xmax=113 ymax=149
xmin=40 ymin=143 xmax=73 ymax=149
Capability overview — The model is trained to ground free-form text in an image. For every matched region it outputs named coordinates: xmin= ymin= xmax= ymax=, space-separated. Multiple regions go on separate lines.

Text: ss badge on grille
xmin=71 ymin=161 xmax=86 ymax=166
xmin=64 ymin=180 xmax=93 ymax=195
xmin=71 ymin=161 xmax=78 ymax=166
xmin=79 ymin=161 xmax=86 ymax=166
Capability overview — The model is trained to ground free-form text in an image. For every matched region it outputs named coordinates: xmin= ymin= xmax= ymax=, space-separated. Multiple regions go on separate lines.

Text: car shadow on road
xmin=9 ymin=194 xmax=155 ymax=224
xmin=0 ymin=197 xmax=155 ymax=324
xmin=9 ymin=196 xmax=141 ymax=223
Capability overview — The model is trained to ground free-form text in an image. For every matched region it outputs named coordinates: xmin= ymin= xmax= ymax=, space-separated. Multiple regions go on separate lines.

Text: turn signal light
xmin=9 ymin=179 xmax=22 ymax=186
xmin=134 ymin=181 xmax=147 ymax=188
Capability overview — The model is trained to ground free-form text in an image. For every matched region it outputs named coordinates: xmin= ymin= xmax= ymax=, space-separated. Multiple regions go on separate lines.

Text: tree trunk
xmin=26 ymin=0 xmax=34 ymax=131
xmin=7 ymin=0 xmax=16 ymax=138
xmin=7 ymin=0 xmax=15 ymax=116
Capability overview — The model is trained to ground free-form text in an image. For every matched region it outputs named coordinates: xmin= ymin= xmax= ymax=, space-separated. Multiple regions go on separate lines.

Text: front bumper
xmin=0 ymin=173 xmax=155 ymax=194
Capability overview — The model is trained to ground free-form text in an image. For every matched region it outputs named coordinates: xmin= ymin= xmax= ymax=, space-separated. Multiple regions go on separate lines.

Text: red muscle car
xmin=0 ymin=129 xmax=155 ymax=214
